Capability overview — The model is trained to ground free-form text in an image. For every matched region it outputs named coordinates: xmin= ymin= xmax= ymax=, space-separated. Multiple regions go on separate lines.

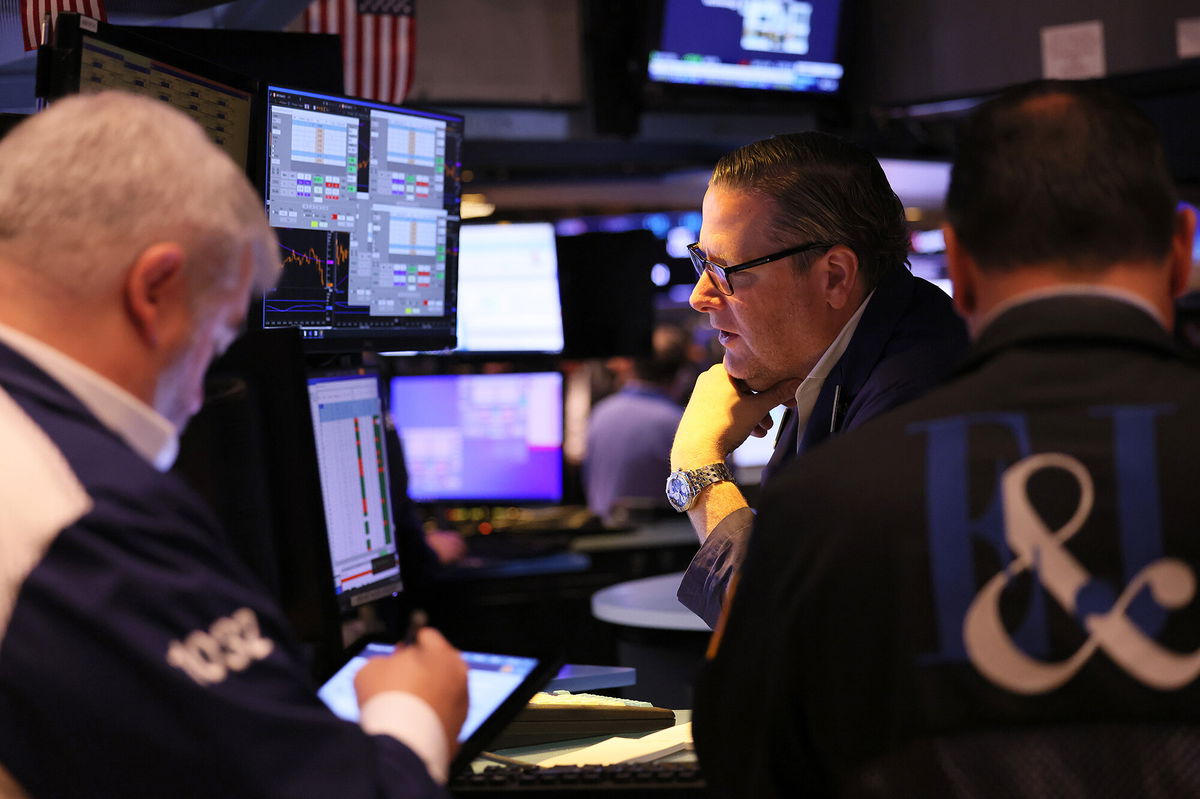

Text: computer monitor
xmin=648 ymin=0 xmax=845 ymax=94
xmin=39 ymin=13 xmax=257 ymax=172
xmin=909 ymin=229 xmax=952 ymax=297
xmin=261 ymin=86 xmax=463 ymax=353
xmin=306 ymin=370 xmax=404 ymax=609
xmin=175 ymin=329 xmax=344 ymax=679
xmin=556 ymin=211 xmax=702 ymax=292
xmin=455 ymin=222 xmax=564 ymax=355
xmin=730 ymin=405 xmax=786 ymax=484
xmin=389 ymin=372 xmax=564 ymax=503
xmin=557 ymin=230 xmax=656 ymax=359
xmin=127 ymin=26 xmax=345 ymax=96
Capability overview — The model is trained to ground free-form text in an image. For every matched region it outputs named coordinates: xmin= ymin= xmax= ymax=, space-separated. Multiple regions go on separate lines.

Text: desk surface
xmin=570 ymin=518 xmax=697 ymax=553
xmin=591 ymin=571 xmax=710 ymax=632
xmin=440 ymin=551 xmax=592 ymax=581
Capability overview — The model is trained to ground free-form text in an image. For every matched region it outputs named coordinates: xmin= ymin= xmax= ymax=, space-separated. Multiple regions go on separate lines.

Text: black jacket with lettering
xmin=695 ymin=296 xmax=1200 ymax=797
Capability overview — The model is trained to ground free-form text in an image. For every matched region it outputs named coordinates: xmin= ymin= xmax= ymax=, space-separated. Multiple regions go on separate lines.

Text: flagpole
xmin=35 ymin=13 xmax=51 ymax=112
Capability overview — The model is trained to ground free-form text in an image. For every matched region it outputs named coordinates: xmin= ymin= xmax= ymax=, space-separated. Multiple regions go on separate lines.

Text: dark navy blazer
xmin=679 ymin=267 xmax=968 ymax=626
xmin=0 ymin=341 xmax=445 ymax=798
xmin=763 ymin=264 xmax=968 ymax=480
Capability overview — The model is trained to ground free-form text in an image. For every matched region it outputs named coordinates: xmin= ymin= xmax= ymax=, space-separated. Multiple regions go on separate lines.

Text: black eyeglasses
xmin=687 ymin=241 xmax=833 ymax=295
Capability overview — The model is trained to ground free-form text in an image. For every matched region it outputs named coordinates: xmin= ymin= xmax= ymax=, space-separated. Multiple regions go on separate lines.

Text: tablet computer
xmin=318 ymin=642 xmax=562 ymax=775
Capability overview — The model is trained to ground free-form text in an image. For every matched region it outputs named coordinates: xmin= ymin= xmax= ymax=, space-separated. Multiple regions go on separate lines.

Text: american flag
xmin=305 ymin=0 xmax=415 ymax=105
xmin=20 ymin=0 xmax=105 ymax=50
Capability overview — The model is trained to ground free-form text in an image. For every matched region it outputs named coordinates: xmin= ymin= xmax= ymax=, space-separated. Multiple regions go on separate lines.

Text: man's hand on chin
xmin=672 ymin=364 xmax=802 ymax=470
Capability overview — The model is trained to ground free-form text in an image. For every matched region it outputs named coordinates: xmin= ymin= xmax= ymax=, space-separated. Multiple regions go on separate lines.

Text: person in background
xmin=696 ymin=79 xmax=1200 ymax=797
xmin=671 ymin=132 xmax=968 ymax=626
xmin=584 ymin=323 xmax=690 ymax=524
xmin=0 ymin=92 xmax=466 ymax=798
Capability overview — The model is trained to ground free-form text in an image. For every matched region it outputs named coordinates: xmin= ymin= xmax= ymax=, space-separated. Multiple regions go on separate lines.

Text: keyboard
xmin=462 ymin=532 xmax=574 ymax=560
xmin=492 ymin=691 xmax=677 ymax=749
xmin=450 ymin=763 xmax=706 ymax=796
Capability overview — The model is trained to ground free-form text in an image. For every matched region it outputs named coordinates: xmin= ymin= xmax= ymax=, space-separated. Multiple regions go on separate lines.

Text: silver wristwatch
xmin=665 ymin=462 xmax=735 ymax=512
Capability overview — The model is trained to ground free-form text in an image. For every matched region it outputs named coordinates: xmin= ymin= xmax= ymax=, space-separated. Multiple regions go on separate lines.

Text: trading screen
xmin=78 ymin=34 xmax=253 ymax=168
xmin=649 ymin=0 xmax=844 ymax=93
xmin=390 ymin=372 xmax=564 ymax=503
xmin=319 ymin=642 xmax=540 ymax=742
xmin=264 ymin=87 xmax=462 ymax=348
xmin=307 ymin=372 xmax=402 ymax=607
xmin=456 ymin=222 xmax=564 ymax=354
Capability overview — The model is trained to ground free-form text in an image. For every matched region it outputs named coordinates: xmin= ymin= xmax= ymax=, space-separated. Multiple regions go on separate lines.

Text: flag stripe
xmin=399 ymin=15 xmax=412 ymax=102
xmin=302 ymin=0 xmax=413 ymax=104
xmin=377 ymin=14 xmax=392 ymax=104
xmin=347 ymin=0 xmax=359 ymax=95
xmin=360 ymin=12 xmax=373 ymax=100
xmin=21 ymin=0 xmax=108 ymax=50
xmin=23 ymin=0 xmax=37 ymax=49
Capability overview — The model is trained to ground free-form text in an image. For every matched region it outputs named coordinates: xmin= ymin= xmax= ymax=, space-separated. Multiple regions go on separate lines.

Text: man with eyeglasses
xmin=671 ymin=132 xmax=968 ymax=627
xmin=693 ymin=79 xmax=1200 ymax=799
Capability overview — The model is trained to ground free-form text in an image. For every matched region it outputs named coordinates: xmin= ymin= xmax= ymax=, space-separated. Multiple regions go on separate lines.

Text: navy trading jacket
xmin=0 ymin=340 xmax=445 ymax=798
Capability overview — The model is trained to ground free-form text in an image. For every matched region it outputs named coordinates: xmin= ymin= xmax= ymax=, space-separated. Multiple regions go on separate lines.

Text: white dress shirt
xmin=0 ymin=323 xmax=178 ymax=471
xmin=791 ymin=289 xmax=875 ymax=450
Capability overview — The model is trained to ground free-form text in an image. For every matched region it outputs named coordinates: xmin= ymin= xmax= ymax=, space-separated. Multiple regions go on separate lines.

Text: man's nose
xmin=690 ymin=269 xmax=723 ymax=312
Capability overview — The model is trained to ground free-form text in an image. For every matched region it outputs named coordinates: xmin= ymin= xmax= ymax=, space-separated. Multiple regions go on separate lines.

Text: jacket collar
xmin=763 ymin=267 xmax=917 ymax=474
xmin=964 ymin=294 xmax=1177 ymax=372
xmin=796 ymin=266 xmax=916 ymax=451
xmin=823 ymin=265 xmax=915 ymax=395
xmin=0 ymin=338 xmax=94 ymax=424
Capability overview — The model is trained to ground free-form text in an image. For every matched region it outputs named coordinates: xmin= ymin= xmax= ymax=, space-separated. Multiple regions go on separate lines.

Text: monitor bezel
xmin=640 ymin=0 xmax=850 ymax=109
xmin=306 ymin=366 xmax=406 ymax=611
xmin=39 ymin=13 xmax=263 ymax=177
xmin=258 ymin=84 xmax=463 ymax=355
xmin=318 ymin=639 xmax=564 ymax=778
xmin=450 ymin=221 xmax=566 ymax=358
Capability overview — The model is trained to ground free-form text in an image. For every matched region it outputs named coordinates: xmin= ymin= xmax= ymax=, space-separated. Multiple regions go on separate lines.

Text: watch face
xmin=665 ymin=472 xmax=693 ymax=512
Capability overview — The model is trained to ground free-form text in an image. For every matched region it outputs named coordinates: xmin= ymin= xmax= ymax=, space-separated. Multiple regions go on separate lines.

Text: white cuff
xmin=359 ymin=691 xmax=451 ymax=784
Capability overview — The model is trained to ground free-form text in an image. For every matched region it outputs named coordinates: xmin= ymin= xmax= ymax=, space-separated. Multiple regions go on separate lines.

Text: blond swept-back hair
xmin=0 ymin=91 xmax=278 ymax=305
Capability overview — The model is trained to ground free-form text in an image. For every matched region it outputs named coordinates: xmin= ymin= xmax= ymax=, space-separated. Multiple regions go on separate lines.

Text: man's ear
xmin=1169 ymin=204 xmax=1197 ymax=299
xmin=125 ymin=243 xmax=187 ymax=349
xmin=943 ymin=225 xmax=977 ymax=319
xmin=819 ymin=244 xmax=860 ymax=311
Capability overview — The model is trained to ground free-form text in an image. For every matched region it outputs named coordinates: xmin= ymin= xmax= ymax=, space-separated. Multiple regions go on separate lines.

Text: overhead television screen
xmin=260 ymin=86 xmax=463 ymax=353
xmin=648 ymin=0 xmax=844 ymax=94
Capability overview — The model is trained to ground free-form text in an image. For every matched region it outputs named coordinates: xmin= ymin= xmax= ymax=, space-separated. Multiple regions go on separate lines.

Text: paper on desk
xmin=536 ymin=722 xmax=693 ymax=767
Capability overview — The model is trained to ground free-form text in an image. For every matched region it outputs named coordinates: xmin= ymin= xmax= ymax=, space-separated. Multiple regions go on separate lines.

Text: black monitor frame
xmin=256 ymin=85 xmax=463 ymax=355
xmin=37 ymin=13 xmax=262 ymax=177
xmin=447 ymin=221 xmax=565 ymax=359
xmin=176 ymin=329 xmax=345 ymax=679
xmin=637 ymin=0 xmax=851 ymax=115
xmin=305 ymin=367 xmax=406 ymax=611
